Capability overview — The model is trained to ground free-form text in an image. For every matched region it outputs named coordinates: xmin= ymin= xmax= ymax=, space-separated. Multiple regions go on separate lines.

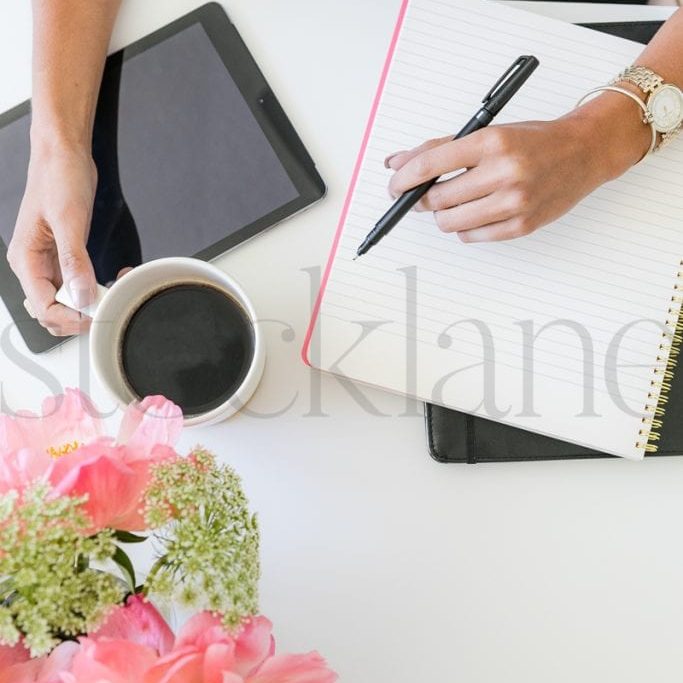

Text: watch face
xmin=649 ymin=85 xmax=683 ymax=133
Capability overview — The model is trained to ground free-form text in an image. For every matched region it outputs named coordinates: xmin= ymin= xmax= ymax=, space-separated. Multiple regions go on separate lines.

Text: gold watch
xmin=612 ymin=66 xmax=683 ymax=149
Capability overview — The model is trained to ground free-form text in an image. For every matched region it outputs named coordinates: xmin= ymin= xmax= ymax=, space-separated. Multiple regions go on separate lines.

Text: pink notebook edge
xmin=300 ymin=0 xmax=410 ymax=367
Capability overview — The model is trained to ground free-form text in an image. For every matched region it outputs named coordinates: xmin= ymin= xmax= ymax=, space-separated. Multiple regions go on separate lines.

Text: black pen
xmin=354 ymin=54 xmax=539 ymax=259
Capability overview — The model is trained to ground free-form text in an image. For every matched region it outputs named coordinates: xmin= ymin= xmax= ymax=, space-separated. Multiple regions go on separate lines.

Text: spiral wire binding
xmin=636 ymin=262 xmax=683 ymax=453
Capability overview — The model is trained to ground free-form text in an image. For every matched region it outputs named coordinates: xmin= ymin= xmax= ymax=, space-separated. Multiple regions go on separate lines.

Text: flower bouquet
xmin=0 ymin=390 xmax=337 ymax=682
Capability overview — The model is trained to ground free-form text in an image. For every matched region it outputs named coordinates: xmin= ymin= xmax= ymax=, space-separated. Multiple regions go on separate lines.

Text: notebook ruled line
xmin=319 ymin=309 xmax=648 ymax=404
xmin=328 ymin=265 xmax=663 ymax=357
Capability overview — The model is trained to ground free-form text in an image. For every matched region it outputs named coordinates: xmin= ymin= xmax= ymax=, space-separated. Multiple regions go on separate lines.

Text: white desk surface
xmin=0 ymin=2 xmax=680 ymax=681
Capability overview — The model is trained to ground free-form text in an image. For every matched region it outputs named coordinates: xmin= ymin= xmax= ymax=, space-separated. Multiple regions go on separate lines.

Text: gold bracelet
xmin=576 ymin=85 xmax=657 ymax=160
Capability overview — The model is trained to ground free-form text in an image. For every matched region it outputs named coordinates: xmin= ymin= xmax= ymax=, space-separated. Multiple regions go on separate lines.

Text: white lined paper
xmin=312 ymin=0 xmax=683 ymax=459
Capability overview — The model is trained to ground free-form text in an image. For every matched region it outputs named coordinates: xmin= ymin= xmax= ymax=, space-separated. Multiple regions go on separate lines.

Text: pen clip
xmin=482 ymin=56 xmax=532 ymax=104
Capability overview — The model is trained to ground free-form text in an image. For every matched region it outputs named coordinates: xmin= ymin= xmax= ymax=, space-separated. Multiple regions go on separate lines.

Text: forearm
xmin=567 ymin=9 xmax=683 ymax=182
xmin=31 ymin=0 xmax=122 ymax=151
xmin=635 ymin=9 xmax=683 ymax=86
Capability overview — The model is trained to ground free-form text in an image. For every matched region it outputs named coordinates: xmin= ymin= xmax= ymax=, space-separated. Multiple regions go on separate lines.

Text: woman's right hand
xmin=7 ymin=139 xmax=98 ymax=336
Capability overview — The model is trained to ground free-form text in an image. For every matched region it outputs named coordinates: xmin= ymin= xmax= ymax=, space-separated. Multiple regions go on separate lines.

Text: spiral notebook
xmin=426 ymin=19 xmax=683 ymax=464
xmin=302 ymin=0 xmax=683 ymax=460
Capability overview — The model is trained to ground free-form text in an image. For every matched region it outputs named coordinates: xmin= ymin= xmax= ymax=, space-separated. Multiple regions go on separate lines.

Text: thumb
xmin=54 ymin=223 xmax=96 ymax=309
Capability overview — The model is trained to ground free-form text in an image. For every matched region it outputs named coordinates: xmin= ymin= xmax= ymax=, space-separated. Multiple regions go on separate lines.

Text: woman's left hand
xmin=386 ymin=93 xmax=651 ymax=243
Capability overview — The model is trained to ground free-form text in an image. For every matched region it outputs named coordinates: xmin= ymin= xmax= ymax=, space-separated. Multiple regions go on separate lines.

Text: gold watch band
xmin=614 ymin=66 xmax=663 ymax=96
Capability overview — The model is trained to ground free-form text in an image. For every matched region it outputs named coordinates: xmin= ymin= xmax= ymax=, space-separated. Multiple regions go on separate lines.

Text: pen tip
xmin=352 ymin=255 xmax=359 ymax=261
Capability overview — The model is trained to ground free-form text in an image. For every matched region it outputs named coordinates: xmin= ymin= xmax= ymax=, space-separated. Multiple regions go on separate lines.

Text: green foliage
xmin=0 ymin=485 xmax=124 ymax=656
xmin=0 ymin=448 xmax=260 ymax=655
xmin=144 ymin=448 xmax=260 ymax=631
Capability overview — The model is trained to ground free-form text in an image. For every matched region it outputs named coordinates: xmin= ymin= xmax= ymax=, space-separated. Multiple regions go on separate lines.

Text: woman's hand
xmin=7 ymin=140 xmax=98 ymax=336
xmin=386 ymin=92 xmax=652 ymax=243
xmin=9 ymin=0 xmax=124 ymax=337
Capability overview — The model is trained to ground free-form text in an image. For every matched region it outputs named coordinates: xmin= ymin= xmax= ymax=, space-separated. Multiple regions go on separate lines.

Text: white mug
xmin=56 ymin=257 xmax=265 ymax=426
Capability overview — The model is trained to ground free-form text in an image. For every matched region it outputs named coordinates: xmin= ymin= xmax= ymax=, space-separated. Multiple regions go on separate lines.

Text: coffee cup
xmin=56 ymin=257 xmax=265 ymax=426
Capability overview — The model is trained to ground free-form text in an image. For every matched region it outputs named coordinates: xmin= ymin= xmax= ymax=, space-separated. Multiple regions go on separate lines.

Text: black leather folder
xmin=425 ymin=19 xmax=682 ymax=463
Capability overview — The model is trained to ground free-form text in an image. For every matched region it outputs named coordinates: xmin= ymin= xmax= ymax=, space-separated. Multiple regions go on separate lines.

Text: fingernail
xmin=384 ymin=152 xmax=402 ymax=169
xmin=69 ymin=276 xmax=94 ymax=309
xmin=23 ymin=299 xmax=36 ymax=319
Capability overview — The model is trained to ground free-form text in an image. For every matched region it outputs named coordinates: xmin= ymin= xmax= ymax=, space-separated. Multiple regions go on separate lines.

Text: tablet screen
xmin=0 ymin=21 xmax=300 ymax=285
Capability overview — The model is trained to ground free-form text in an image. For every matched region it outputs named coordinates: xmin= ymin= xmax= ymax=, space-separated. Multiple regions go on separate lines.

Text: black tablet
xmin=0 ymin=2 xmax=325 ymax=353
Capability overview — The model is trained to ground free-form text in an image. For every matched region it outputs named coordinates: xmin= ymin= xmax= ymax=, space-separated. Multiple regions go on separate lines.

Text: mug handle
xmin=55 ymin=283 xmax=110 ymax=319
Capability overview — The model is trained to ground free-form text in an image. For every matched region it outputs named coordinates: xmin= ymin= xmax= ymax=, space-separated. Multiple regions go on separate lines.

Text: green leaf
xmin=76 ymin=554 xmax=89 ymax=572
xmin=0 ymin=578 xmax=13 ymax=596
xmin=113 ymin=547 xmax=136 ymax=591
xmin=113 ymin=531 xmax=147 ymax=544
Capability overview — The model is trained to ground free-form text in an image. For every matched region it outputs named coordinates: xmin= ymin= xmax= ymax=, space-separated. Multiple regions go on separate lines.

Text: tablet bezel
xmin=0 ymin=2 xmax=326 ymax=353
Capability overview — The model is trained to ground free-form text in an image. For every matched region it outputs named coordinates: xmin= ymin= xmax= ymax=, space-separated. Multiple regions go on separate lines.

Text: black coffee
xmin=120 ymin=283 xmax=255 ymax=416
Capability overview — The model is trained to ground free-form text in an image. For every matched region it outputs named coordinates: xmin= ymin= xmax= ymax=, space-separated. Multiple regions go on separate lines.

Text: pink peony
xmin=116 ymin=395 xmax=183 ymax=458
xmin=0 ymin=641 xmax=30 ymax=668
xmin=144 ymin=613 xmax=337 ymax=683
xmin=0 ymin=641 xmax=79 ymax=683
xmin=0 ymin=390 xmax=104 ymax=457
xmin=0 ymin=448 xmax=53 ymax=495
xmin=91 ymin=594 xmax=174 ymax=656
xmin=0 ymin=599 xmax=172 ymax=682
xmin=0 ymin=390 xmax=182 ymax=531
xmin=58 ymin=638 xmax=158 ymax=683
xmin=0 ymin=614 xmax=337 ymax=683
xmin=47 ymin=441 xmax=173 ymax=532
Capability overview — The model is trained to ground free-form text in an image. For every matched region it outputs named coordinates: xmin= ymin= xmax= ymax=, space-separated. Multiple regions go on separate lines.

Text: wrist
xmin=562 ymin=87 xmax=652 ymax=182
xmin=29 ymin=100 xmax=94 ymax=157
xmin=29 ymin=119 xmax=92 ymax=160
xmin=27 ymin=121 xmax=97 ymax=192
